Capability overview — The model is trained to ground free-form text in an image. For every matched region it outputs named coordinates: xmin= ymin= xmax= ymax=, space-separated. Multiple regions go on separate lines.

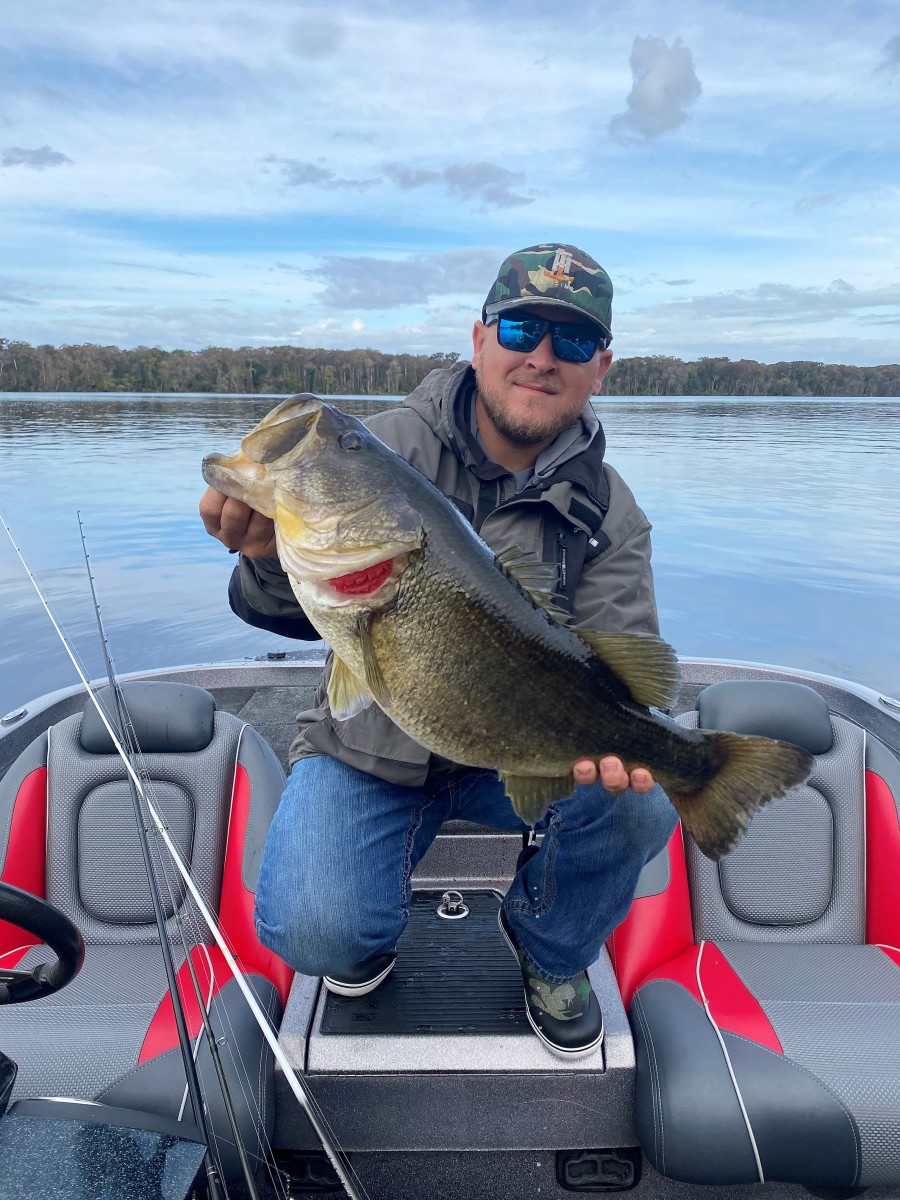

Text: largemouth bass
xmin=203 ymin=395 xmax=813 ymax=860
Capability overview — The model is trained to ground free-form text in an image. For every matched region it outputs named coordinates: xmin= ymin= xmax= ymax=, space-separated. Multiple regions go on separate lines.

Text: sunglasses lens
xmin=496 ymin=317 xmax=544 ymax=353
xmin=552 ymin=327 xmax=600 ymax=363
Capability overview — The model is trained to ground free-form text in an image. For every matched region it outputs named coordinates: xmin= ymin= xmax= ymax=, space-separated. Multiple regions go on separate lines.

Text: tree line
xmin=1 ymin=339 xmax=898 ymax=396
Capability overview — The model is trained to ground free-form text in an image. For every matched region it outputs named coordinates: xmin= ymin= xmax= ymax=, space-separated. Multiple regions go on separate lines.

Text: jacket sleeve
xmin=571 ymin=466 xmax=661 ymax=638
xmin=228 ymin=556 xmax=321 ymax=640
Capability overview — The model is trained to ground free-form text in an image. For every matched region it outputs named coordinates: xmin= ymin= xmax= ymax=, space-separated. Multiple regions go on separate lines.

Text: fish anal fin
xmin=500 ymin=772 xmax=576 ymax=826
xmin=327 ymin=656 xmax=374 ymax=720
xmin=577 ymin=631 xmax=679 ymax=709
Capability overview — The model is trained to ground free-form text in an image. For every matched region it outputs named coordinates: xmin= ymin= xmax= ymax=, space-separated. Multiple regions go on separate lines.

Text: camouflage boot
xmin=499 ymin=906 xmax=604 ymax=1059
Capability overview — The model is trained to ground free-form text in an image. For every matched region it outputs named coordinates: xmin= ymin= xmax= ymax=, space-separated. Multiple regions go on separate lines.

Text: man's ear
xmin=593 ymin=349 xmax=614 ymax=394
xmin=471 ymin=320 xmax=487 ymax=364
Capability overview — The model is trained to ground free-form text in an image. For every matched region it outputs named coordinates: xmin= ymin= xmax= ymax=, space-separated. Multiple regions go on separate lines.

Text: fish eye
xmin=338 ymin=431 xmax=363 ymax=451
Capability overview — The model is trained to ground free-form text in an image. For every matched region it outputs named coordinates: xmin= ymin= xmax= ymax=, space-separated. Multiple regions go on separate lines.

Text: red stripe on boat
xmin=328 ymin=558 xmax=393 ymax=595
xmin=641 ymin=942 xmax=784 ymax=1054
xmin=865 ymin=770 xmax=900 ymax=946
xmin=219 ymin=764 xmax=292 ymax=1004
xmin=607 ymin=825 xmax=694 ymax=1009
xmin=0 ymin=766 xmax=48 ymax=958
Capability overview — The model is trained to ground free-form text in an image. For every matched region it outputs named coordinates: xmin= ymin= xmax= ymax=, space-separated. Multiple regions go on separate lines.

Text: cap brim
xmin=483 ymin=295 xmax=612 ymax=341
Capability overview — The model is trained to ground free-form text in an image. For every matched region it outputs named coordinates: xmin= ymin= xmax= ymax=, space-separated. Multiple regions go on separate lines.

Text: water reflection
xmin=1 ymin=391 xmax=898 ymax=716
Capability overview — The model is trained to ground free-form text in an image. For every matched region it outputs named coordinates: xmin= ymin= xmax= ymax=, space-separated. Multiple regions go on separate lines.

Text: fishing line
xmin=75 ymin=516 xmax=229 ymax=1200
xmin=124 ymin=702 xmax=294 ymax=1200
xmin=77 ymin=517 xmax=275 ymax=1200
xmin=2 ymin=514 xmax=370 ymax=1200
xmin=141 ymin=783 xmax=288 ymax=1200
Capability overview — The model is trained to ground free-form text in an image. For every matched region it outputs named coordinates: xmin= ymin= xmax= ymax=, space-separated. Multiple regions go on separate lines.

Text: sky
xmin=1 ymin=0 xmax=899 ymax=366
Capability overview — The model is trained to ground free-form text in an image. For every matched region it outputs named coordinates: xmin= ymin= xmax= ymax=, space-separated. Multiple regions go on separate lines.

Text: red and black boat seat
xmin=609 ymin=679 xmax=900 ymax=1190
xmin=0 ymin=680 xmax=292 ymax=1183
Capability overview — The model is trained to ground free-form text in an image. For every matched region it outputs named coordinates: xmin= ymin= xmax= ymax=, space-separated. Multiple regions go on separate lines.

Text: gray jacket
xmin=233 ymin=363 xmax=660 ymax=782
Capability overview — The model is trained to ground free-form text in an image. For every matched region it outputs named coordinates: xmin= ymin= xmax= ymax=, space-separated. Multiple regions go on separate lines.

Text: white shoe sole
xmin=322 ymin=957 xmax=396 ymax=997
xmin=498 ymin=907 xmax=604 ymax=1061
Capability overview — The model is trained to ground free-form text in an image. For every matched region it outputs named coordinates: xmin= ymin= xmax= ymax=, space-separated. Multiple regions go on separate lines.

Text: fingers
xmin=199 ymin=487 xmax=277 ymax=558
xmin=572 ymin=756 xmax=656 ymax=796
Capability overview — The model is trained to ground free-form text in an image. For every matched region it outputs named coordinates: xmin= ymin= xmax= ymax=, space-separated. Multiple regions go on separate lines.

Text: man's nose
xmin=523 ymin=331 xmax=558 ymax=370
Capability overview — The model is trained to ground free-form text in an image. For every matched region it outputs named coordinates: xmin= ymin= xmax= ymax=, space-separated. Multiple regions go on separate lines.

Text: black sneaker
xmin=323 ymin=952 xmax=397 ymax=997
xmin=499 ymin=907 xmax=603 ymax=1059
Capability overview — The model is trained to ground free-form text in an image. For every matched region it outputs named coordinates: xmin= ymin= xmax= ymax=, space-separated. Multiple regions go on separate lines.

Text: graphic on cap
xmin=543 ymin=248 xmax=575 ymax=286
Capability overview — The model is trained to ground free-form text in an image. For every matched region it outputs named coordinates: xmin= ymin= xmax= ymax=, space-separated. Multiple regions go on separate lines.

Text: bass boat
xmin=0 ymin=610 xmax=899 ymax=1199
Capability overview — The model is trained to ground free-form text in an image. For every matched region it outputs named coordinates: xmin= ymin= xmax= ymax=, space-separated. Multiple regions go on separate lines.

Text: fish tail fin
xmin=661 ymin=732 xmax=814 ymax=861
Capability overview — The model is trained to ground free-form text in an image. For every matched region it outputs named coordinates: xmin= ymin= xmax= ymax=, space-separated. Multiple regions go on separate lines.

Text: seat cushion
xmin=632 ymin=941 xmax=900 ymax=1187
xmin=0 ymin=940 xmax=282 ymax=1185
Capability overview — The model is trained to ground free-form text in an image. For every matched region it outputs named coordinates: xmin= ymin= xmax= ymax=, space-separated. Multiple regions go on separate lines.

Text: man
xmin=199 ymin=244 xmax=677 ymax=1059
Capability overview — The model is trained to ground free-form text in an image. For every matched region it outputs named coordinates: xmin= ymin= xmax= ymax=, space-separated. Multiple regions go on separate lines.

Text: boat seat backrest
xmin=44 ymin=681 xmax=244 ymax=946
xmin=677 ymin=680 xmax=866 ymax=944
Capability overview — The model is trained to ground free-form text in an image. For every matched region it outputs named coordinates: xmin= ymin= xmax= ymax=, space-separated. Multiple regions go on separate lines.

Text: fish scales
xmin=313 ymin=514 xmax=674 ymax=775
xmin=203 ymin=394 xmax=814 ymax=860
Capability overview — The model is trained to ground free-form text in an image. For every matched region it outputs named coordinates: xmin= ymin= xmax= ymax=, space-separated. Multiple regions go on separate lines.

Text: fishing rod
xmin=0 ymin=515 xmax=367 ymax=1200
xmin=77 ymin=515 xmax=260 ymax=1200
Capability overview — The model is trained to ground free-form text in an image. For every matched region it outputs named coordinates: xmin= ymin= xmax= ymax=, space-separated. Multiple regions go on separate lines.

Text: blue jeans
xmin=254 ymin=756 xmax=677 ymax=984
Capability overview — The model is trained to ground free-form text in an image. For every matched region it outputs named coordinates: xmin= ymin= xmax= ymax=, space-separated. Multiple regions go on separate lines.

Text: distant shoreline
xmin=1 ymin=340 xmax=898 ymax=398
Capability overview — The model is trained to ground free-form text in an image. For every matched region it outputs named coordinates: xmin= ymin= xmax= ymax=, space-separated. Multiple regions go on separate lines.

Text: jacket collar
xmin=403 ymin=362 xmax=610 ymax=512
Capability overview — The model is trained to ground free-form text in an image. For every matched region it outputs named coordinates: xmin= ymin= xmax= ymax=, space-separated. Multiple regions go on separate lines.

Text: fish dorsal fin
xmin=327 ymin=656 xmax=374 ymax=720
xmin=357 ymin=614 xmax=391 ymax=708
xmin=495 ymin=547 xmax=568 ymax=624
xmin=499 ymin=771 xmax=576 ymax=826
xmin=576 ymin=630 xmax=680 ymax=709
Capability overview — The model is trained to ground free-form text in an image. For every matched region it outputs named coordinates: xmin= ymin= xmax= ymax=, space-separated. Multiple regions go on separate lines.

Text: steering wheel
xmin=0 ymin=883 xmax=85 ymax=1004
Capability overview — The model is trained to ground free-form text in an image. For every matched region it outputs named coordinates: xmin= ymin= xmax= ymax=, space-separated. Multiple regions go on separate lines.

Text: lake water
xmin=1 ymin=391 xmax=898 ymax=719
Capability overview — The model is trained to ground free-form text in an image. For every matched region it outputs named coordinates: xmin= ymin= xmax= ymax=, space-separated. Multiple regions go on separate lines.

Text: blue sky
xmin=1 ymin=0 xmax=898 ymax=365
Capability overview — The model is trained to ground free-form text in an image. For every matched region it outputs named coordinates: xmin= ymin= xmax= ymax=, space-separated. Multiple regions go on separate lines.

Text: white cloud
xmin=609 ymin=36 xmax=702 ymax=144
xmin=301 ymin=247 xmax=500 ymax=310
xmin=875 ymin=34 xmax=900 ymax=77
xmin=634 ymin=278 xmax=900 ymax=324
xmin=0 ymin=275 xmax=38 ymax=305
xmin=382 ymin=161 xmax=532 ymax=208
xmin=1 ymin=145 xmax=73 ymax=169
xmin=794 ymin=193 xmax=837 ymax=215
xmin=289 ymin=16 xmax=343 ymax=59
xmin=261 ymin=155 xmax=379 ymax=191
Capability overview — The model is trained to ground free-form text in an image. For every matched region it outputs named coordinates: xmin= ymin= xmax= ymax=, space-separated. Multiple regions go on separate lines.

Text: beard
xmin=474 ymin=364 xmax=580 ymax=446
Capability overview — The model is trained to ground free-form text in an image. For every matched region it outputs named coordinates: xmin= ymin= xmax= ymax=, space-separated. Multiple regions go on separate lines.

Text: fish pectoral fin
xmin=576 ymin=630 xmax=680 ymax=709
xmin=357 ymin=614 xmax=391 ymax=708
xmin=327 ymin=656 xmax=374 ymax=720
xmin=500 ymin=772 xmax=576 ymax=826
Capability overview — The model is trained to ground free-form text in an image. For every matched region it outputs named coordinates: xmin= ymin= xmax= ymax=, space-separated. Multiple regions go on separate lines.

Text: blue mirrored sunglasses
xmin=489 ymin=313 xmax=608 ymax=364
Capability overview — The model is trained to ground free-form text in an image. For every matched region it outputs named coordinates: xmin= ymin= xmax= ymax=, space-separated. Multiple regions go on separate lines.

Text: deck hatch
xmin=320 ymin=890 xmax=531 ymax=1036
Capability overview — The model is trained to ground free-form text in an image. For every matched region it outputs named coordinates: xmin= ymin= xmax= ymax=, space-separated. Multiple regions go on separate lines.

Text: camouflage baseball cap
xmin=482 ymin=244 xmax=613 ymax=342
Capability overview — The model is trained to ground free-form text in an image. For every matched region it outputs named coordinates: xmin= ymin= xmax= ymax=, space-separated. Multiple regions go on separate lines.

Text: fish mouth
xmin=291 ymin=549 xmax=414 ymax=609
xmin=201 ymin=396 xmax=324 ymax=515
xmin=274 ymin=495 xmax=420 ymax=581
xmin=279 ymin=532 xmax=416 ymax=584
